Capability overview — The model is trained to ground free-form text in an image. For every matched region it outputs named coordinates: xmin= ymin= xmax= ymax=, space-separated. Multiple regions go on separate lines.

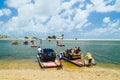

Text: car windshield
xmin=43 ymin=49 xmax=54 ymax=53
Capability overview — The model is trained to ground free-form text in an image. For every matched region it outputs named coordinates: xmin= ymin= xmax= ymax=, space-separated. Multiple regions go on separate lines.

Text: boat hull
xmin=36 ymin=55 xmax=60 ymax=68
xmin=64 ymin=57 xmax=96 ymax=67
xmin=64 ymin=57 xmax=84 ymax=67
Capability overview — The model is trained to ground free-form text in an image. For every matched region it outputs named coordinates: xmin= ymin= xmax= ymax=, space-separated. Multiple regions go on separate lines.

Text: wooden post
xmin=39 ymin=39 xmax=42 ymax=44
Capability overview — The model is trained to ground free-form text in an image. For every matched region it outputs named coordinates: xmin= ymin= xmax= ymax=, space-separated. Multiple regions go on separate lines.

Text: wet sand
xmin=0 ymin=60 xmax=120 ymax=80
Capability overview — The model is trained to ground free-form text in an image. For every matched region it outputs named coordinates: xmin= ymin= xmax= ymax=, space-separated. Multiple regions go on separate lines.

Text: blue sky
xmin=0 ymin=0 xmax=120 ymax=39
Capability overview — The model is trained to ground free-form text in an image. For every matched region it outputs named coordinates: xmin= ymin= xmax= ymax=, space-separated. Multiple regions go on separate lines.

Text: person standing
xmin=56 ymin=40 xmax=59 ymax=45
xmin=57 ymin=52 xmax=64 ymax=69
xmin=37 ymin=46 xmax=42 ymax=56
xmin=85 ymin=53 xmax=93 ymax=66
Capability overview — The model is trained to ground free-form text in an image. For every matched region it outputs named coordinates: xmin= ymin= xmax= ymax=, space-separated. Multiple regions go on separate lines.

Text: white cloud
xmin=0 ymin=9 xmax=11 ymax=16
xmin=34 ymin=0 xmax=60 ymax=16
xmin=103 ymin=17 xmax=110 ymax=23
xmin=3 ymin=0 xmax=88 ymax=35
xmin=91 ymin=0 xmax=120 ymax=12
xmin=74 ymin=9 xmax=88 ymax=22
xmin=86 ymin=4 xmax=94 ymax=12
xmin=1 ymin=0 xmax=120 ymax=38
xmin=59 ymin=0 xmax=86 ymax=11
xmin=2 ymin=0 xmax=92 ymax=37
xmin=73 ymin=8 xmax=91 ymax=30
xmin=2 ymin=17 xmax=18 ymax=33
xmin=2 ymin=0 xmax=61 ymax=35
xmin=1 ymin=15 xmax=48 ymax=35
xmin=103 ymin=17 xmax=120 ymax=28
xmin=84 ymin=22 xmax=92 ymax=28
xmin=84 ymin=18 xmax=120 ymax=36
xmin=94 ymin=28 xmax=107 ymax=34
xmin=114 ymin=0 xmax=120 ymax=12
xmin=57 ymin=0 xmax=93 ymax=32
xmin=91 ymin=0 xmax=113 ymax=12
xmin=6 ymin=0 xmax=60 ymax=16
xmin=60 ymin=9 xmax=73 ymax=19
xmin=5 ymin=0 xmax=31 ymax=8
xmin=46 ymin=15 xmax=74 ymax=33
xmin=71 ymin=0 xmax=85 ymax=3
xmin=108 ymin=19 xmax=120 ymax=28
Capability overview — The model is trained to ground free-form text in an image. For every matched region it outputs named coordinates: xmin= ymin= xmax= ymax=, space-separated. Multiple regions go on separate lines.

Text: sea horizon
xmin=1 ymin=37 xmax=120 ymax=41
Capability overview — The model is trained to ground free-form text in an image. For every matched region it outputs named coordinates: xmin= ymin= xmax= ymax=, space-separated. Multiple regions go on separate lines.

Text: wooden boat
xmin=64 ymin=57 xmax=84 ymax=67
xmin=36 ymin=55 xmax=60 ymax=68
xmin=57 ymin=44 xmax=65 ymax=47
xmin=64 ymin=56 xmax=96 ymax=67
xmin=23 ymin=41 xmax=28 ymax=45
xmin=31 ymin=44 xmax=37 ymax=47
xmin=63 ymin=47 xmax=96 ymax=67
xmin=12 ymin=40 xmax=18 ymax=45
xmin=84 ymin=58 xmax=97 ymax=66
xmin=56 ymin=40 xmax=65 ymax=47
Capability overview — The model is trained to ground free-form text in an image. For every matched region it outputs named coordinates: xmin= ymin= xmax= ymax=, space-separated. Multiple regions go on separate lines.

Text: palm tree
xmin=32 ymin=37 xmax=39 ymax=40
xmin=52 ymin=35 xmax=56 ymax=39
xmin=48 ymin=36 xmax=52 ymax=39
xmin=61 ymin=34 xmax=64 ymax=39
xmin=24 ymin=36 xmax=29 ymax=39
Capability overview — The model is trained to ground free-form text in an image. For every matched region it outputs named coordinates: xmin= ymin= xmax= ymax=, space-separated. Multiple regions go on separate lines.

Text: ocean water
xmin=0 ymin=40 xmax=120 ymax=68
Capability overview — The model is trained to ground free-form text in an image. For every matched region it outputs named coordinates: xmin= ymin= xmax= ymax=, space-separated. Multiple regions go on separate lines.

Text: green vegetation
xmin=0 ymin=35 xmax=8 ymax=38
xmin=24 ymin=36 xmax=39 ymax=40
xmin=47 ymin=34 xmax=64 ymax=39
xmin=61 ymin=34 xmax=64 ymax=39
xmin=47 ymin=35 xmax=57 ymax=39
xmin=24 ymin=36 xmax=29 ymax=39
xmin=32 ymin=37 xmax=39 ymax=40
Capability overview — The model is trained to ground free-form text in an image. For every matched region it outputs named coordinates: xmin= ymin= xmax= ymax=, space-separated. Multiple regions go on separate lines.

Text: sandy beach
xmin=0 ymin=66 xmax=120 ymax=80
xmin=0 ymin=60 xmax=120 ymax=80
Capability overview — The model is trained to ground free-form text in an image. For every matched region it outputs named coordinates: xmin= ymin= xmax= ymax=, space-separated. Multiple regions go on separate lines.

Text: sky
xmin=0 ymin=0 xmax=120 ymax=39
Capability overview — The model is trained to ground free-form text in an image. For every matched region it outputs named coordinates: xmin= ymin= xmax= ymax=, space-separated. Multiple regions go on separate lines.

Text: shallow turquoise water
xmin=0 ymin=40 xmax=120 ymax=67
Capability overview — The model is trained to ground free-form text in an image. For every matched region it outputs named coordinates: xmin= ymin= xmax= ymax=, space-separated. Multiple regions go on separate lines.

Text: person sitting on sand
xmin=85 ymin=52 xmax=93 ymax=66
